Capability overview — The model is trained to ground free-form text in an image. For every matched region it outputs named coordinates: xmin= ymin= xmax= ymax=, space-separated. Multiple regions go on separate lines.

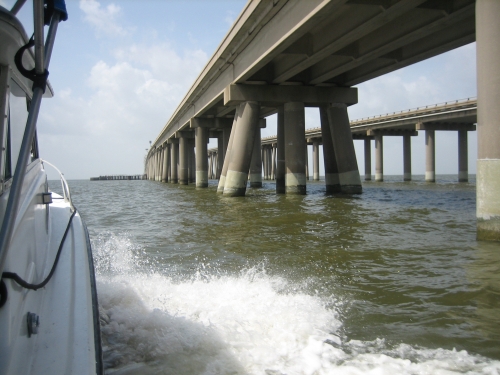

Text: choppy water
xmin=50 ymin=176 xmax=500 ymax=375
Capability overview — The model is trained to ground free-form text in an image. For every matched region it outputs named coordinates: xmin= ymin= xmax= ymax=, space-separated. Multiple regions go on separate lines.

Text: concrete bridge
xmin=145 ymin=0 xmax=499 ymax=240
xmin=252 ymin=97 xmax=476 ymax=182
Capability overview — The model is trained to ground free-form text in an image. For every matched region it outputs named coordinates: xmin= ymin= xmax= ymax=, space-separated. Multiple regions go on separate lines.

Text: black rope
xmin=1 ymin=209 xmax=77 ymax=297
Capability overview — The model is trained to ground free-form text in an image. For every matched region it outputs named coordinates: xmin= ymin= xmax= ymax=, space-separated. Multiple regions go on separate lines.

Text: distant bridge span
xmin=206 ymin=97 xmax=476 ymax=181
xmin=145 ymin=0 xmax=500 ymax=240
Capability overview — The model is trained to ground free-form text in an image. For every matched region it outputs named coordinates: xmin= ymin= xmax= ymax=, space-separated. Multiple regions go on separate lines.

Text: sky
xmin=2 ymin=0 xmax=477 ymax=180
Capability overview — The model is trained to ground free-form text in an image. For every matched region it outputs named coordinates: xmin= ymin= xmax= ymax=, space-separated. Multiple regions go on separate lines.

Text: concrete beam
xmin=224 ymin=84 xmax=358 ymax=107
xmin=190 ymin=117 xmax=234 ymax=129
xmin=416 ymin=122 xmax=476 ymax=131
xmin=367 ymin=129 xmax=418 ymax=136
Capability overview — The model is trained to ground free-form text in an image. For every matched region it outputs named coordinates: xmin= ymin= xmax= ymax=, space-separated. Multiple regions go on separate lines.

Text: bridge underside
xmin=146 ymin=0 xmax=500 ymax=240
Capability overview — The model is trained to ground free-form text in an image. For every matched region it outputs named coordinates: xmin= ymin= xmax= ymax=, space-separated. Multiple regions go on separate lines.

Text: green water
xmin=51 ymin=176 xmax=500 ymax=373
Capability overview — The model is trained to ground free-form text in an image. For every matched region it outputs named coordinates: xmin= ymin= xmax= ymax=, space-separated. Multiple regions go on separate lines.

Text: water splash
xmin=93 ymin=233 xmax=500 ymax=375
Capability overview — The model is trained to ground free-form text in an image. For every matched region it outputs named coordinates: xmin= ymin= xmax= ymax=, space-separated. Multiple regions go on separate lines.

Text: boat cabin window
xmin=2 ymin=79 xmax=38 ymax=182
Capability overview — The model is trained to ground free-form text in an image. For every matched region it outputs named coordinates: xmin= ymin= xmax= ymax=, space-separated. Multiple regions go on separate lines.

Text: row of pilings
xmin=90 ymin=175 xmax=146 ymax=181
xmin=146 ymin=102 xmax=362 ymax=197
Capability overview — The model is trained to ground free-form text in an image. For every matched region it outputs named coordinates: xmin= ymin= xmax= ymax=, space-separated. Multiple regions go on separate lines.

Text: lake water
xmin=50 ymin=176 xmax=500 ymax=375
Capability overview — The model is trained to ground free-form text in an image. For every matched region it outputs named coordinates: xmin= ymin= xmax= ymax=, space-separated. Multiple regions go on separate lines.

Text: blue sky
xmin=2 ymin=0 xmax=477 ymax=179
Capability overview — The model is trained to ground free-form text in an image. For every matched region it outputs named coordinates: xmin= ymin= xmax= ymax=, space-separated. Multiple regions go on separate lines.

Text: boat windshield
xmin=4 ymin=79 xmax=38 ymax=181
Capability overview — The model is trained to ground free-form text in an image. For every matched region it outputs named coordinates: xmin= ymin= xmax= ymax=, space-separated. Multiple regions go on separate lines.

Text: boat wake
xmin=93 ymin=233 xmax=500 ymax=375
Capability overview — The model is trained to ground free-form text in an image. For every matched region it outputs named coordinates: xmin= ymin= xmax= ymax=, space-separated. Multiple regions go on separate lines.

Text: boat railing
xmin=41 ymin=159 xmax=74 ymax=210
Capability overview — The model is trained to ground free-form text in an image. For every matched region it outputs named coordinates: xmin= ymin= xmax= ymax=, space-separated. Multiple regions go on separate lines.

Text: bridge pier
xmin=224 ymin=101 xmax=260 ymax=196
xmin=375 ymin=134 xmax=383 ymax=182
xmin=155 ymin=151 xmax=160 ymax=181
xmin=458 ymin=129 xmax=468 ymax=182
xmin=477 ymin=0 xmax=500 ymax=241
xmin=305 ymin=146 xmax=309 ymax=181
xmin=364 ymin=139 xmax=371 ymax=181
xmin=169 ymin=139 xmax=178 ymax=184
xmin=179 ymin=135 xmax=189 ymax=185
xmin=250 ymin=127 xmax=262 ymax=187
xmin=425 ymin=129 xmax=435 ymax=182
xmin=276 ymin=107 xmax=285 ymax=194
xmin=284 ymin=102 xmax=307 ymax=195
xmin=162 ymin=145 xmax=169 ymax=182
xmin=262 ymin=146 xmax=268 ymax=180
xmin=195 ymin=127 xmax=208 ymax=188
xmin=327 ymin=104 xmax=362 ymax=194
xmin=161 ymin=147 xmax=166 ymax=182
xmin=157 ymin=150 xmax=162 ymax=181
xmin=271 ymin=143 xmax=277 ymax=180
xmin=220 ymin=127 xmax=230 ymax=179
xmin=320 ymin=106 xmax=341 ymax=193
xmin=208 ymin=151 xmax=214 ymax=180
xmin=151 ymin=152 xmax=156 ymax=181
xmin=217 ymin=113 xmax=239 ymax=193
xmin=403 ymin=134 xmax=412 ymax=181
xmin=189 ymin=140 xmax=196 ymax=184
xmin=312 ymin=140 xmax=320 ymax=181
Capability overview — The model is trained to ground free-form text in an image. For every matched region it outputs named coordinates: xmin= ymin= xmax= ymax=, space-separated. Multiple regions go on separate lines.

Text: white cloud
xmin=79 ymin=0 xmax=127 ymax=37
xmin=114 ymin=44 xmax=208 ymax=87
xmin=37 ymin=40 xmax=209 ymax=178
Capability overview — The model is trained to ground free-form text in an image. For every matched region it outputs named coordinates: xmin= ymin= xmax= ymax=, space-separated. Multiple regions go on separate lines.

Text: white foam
xmin=93 ymin=234 xmax=500 ymax=375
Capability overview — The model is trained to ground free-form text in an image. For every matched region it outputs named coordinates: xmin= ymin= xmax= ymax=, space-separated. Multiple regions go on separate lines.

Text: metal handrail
xmin=41 ymin=159 xmax=74 ymax=210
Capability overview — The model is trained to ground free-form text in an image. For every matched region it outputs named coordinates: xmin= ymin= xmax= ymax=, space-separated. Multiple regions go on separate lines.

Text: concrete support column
xmin=250 ymin=128 xmax=263 ymax=187
xmin=160 ymin=147 xmax=166 ymax=182
xmin=170 ymin=141 xmax=178 ymax=184
xmin=320 ymin=106 xmax=340 ymax=193
xmin=276 ymin=106 xmax=286 ymax=194
xmin=224 ymin=101 xmax=260 ymax=196
xmin=179 ymin=135 xmax=189 ymax=185
xmin=313 ymin=141 xmax=320 ymax=181
xmin=305 ymin=146 xmax=309 ymax=181
xmin=476 ymin=0 xmax=500 ymax=240
xmin=218 ymin=112 xmax=238 ymax=193
xmin=327 ymin=104 xmax=362 ymax=194
xmin=195 ymin=127 xmax=209 ymax=188
xmin=284 ymin=102 xmax=306 ymax=194
xmin=458 ymin=129 xmax=468 ymax=182
xmin=151 ymin=153 xmax=156 ymax=181
xmin=217 ymin=136 xmax=223 ymax=179
xmin=375 ymin=134 xmax=383 ymax=182
xmin=267 ymin=148 xmax=272 ymax=179
xmin=403 ymin=134 xmax=411 ymax=181
xmin=425 ymin=129 xmax=435 ymax=182
xmin=158 ymin=150 xmax=164 ymax=182
xmin=162 ymin=146 xmax=169 ymax=182
xmin=262 ymin=147 xmax=268 ymax=180
xmin=208 ymin=153 xmax=213 ymax=180
xmin=272 ymin=143 xmax=277 ymax=180
xmin=189 ymin=139 xmax=196 ymax=184
xmin=154 ymin=152 xmax=159 ymax=181
xmin=364 ymin=139 xmax=371 ymax=181
xmin=157 ymin=151 xmax=162 ymax=181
